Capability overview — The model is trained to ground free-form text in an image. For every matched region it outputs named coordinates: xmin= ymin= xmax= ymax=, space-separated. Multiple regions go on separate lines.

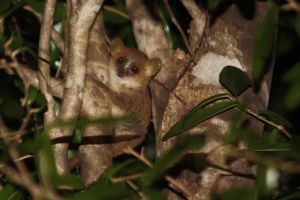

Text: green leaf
xmin=0 ymin=185 xmax=23 ymax=200
xmin=259 ymin=110 xmax=292 ymax=128
xmin=163 ymin=101 xmax=237 ymax=141
xmin=34 ymin=131 xmax=57 ymax=188
xmin=253 ymin=4 xmax=278 ymax=86
xmin=249 ymin=143 xmax=290 ymax=152
xmin=107 ymin=159 xmax=147 ymax=180
xmin=219 ymin=66 xmax=251 ymax=96
xmin=68 ymin=179 xmax=134 ymax=200
xmin=143 ymin=135 xmax=205 ymax=186
xmin=55 ymin=174 xmax=84 ymax=190
xmin=190 ymin=93 xmax=231 ymax=113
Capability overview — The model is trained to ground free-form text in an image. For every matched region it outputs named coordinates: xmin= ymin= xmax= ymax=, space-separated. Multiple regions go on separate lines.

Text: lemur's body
xmin=93 ymin=38 xmax=161 ymax=155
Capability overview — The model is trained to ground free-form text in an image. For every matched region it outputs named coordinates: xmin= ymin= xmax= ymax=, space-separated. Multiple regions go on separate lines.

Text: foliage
xmin=0 ymin=0 xmax=300 ymax=200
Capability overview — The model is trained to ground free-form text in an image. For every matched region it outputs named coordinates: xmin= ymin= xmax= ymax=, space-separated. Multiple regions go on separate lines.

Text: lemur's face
xmin=110 ymin=39 xmax=161 ymax=89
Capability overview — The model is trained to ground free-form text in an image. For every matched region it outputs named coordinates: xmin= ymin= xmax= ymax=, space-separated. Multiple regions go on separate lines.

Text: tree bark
xmin=127 ymin=1 xmax=275 ymax=199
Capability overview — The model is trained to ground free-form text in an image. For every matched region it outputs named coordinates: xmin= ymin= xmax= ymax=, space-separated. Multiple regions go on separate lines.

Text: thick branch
xmin=38 ymin=0 xmax=57 ymax=124
xmin=50 ymin=0 xmax=104 ymax=174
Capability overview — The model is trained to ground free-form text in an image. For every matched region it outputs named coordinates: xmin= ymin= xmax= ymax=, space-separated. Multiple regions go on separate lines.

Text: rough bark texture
xmin=126 ymin=1 xmax=275 ymax=199
xmin=4 ymin=0 xmax=276 ymax=198
xmin=50 ymin=0 xmax=104 ymax=174
xmin=79 ymin=13 xmax=112 ymax=185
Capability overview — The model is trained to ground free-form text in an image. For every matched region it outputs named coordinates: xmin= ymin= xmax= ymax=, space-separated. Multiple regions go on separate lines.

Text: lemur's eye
xmin=116 ymin=57 xmax=126 ymax=66
xmin=130 ymin=65 xmax=139 ymax=74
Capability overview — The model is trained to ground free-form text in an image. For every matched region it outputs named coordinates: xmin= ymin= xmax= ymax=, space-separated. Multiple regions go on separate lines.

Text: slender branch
xmin=126 ymin=180 xmax=146 ymax=199
xmin=23 ymin=5 xmax=64 ymax=52
xmin=163 ymin=0 xmax=191 ymax=53
xmin=171 ymin=16 xmax=208 ymax=90
xmin=111 ymin=173 xmax=144 ymax=183
xmin=244 ymin=108 xmax=292 ymax=139
xmin=38 ymin=0 xmax=57 ymax=125
xmin=227 ymin=147 xmax=300 ymax=173
xmin=103 ymin=5 xmax=129 ymax=19
xmin=124 ymin=148 xmax=192 ymax=199
xmin=50 ymin=0 xmax=105 ymax=174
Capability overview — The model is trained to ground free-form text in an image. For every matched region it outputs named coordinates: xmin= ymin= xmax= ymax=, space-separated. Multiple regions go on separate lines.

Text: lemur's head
xmin=109 ymin=38 xmax=161 ymax=89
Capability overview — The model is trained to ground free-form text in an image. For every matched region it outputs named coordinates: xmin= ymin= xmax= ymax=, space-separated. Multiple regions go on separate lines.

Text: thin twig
xmin=171 ymin=14 xmax=208 ymax=90
xmin=163 ymin=0 xmax=191 ymax=53
xmin=124 ymin=148 xmax=192 ymax=199
xmin=244 ymin=108 xmax=292 ymax=139
xmin=111 ymin=173 xmax=144 ymax=183
xmin=152 ymin=78 xmax=186 ymax=106
xmin=103 ymin=5 xmax=130 ymax=20
xmin=227 ymin=147 xmax=300 ymax=174
xmin=126 ymin=180 xmax=146 ymax=199
xmin=23 ymin=5 xmax=64 ymax=52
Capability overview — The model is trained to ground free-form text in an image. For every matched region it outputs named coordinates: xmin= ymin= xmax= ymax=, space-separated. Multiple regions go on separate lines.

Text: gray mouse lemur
xmin=93 ymin=38 xmax=161 ymax=155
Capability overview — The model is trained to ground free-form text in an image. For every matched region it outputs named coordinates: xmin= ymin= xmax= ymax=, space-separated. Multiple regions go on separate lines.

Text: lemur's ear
xmin=145 ymin=58 xmax=161 ymax=77
xmin=111 ymin=38 xmax=125 ymax=55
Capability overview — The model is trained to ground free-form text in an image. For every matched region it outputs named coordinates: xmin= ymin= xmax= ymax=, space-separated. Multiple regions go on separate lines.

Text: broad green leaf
xmin=107 ymin=159 xmax=138 ymax=178
xmin=249 ymin=143 xmax=290 ymax=152
xmin=219 ymin=66 xmax=251 ymax=96
xmin=34 ymin=131 xmax=57 ymax=188
xmin=163 ymin=101 xmax=237 ymax=141
xmin=143 ymin=135 xmax=205 ymax=186
xmin=256 ymin=165 xmax=267 ymax=196
xmin=259 ymin=110 xmax=292 ymax=128
xmin=253 ymin=4 xmax=278 ymax=86
xmin=266 ymin=129 xmax=280 ymax=146
xmin=190 ymin=93 xmax=231 ymax=113
xmin=55 ymin=174 xmax=84 ymax=190
xmin=107 ymin=159 xmax=147 ymax=180
xmin=68 ymin=179 xmax=134 ymax=200
xmin=226 ymin=111 xmax=257 ymax=144
xmin=0 ymin=185 xmax=23 ymax=200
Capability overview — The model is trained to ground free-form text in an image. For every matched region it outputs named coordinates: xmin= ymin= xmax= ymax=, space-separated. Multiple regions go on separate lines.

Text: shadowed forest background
xmin=0 ymin=0 xmax=300 ymax=200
